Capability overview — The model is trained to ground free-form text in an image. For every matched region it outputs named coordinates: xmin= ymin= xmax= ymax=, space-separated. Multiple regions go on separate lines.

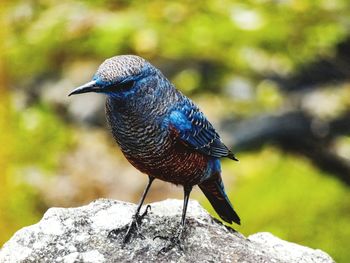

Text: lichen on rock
xmin=0 ymin=199 xmax=335 ymax=263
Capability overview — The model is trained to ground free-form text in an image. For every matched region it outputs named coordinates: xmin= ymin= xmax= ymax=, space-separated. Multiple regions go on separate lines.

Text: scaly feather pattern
xmin=70 ymin=55 xmax=240 ymax=225
xmin=167 ymin=96 xmax=238 ymax=161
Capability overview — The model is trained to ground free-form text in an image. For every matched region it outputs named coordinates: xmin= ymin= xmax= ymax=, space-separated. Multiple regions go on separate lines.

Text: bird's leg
xmin=155 ymin=184 xmax=193 ymax=253
xmin=108 ymin=176 xmax=155 ymax=243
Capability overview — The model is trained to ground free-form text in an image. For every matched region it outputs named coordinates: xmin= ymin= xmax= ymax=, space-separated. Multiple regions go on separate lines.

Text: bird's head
xmin=69 ymin=55 xmax=155 ymax=98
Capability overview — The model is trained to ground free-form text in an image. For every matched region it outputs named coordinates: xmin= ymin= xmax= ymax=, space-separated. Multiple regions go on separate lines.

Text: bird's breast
xmin=106 ymin=103 xmax=209 ymax=185
xmin=106 ymin=100 xmax=171 ymax=158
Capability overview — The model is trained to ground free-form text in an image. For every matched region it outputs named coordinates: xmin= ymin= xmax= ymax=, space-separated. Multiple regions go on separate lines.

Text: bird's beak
xmin=68 ymin=80 xmax=100 ymax=96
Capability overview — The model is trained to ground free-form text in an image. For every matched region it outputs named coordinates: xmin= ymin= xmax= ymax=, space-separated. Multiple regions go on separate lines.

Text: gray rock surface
xmin=0 ymin=199 xmax=334 ymax=263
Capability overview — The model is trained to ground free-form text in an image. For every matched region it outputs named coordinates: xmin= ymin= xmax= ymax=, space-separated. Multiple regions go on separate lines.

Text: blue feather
xmin=71 ymin=55 xmax=240 ymax=225
xmin=166 ymin=98 xmax=233 ymax=159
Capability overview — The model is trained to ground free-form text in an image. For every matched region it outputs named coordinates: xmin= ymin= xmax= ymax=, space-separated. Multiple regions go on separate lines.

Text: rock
xmin=0 ymin=199 xmax=334 ymax=263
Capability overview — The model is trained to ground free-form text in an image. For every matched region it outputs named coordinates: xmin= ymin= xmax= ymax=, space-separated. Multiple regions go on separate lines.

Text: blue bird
xmin=69 ymin=55 xmax=240 ymax=248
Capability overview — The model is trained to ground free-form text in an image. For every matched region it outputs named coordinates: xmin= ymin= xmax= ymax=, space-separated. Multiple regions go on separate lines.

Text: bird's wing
xmin=166 ymin=101 xmax=238 ymax=160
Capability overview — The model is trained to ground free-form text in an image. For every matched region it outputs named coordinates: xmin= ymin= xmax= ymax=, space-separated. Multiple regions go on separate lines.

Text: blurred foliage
xmin=201 ymin=148 xmax=350 ymax=262
xmin=1 ymin=0 xmax=350 ymax=262
xmin=0 ymin=93 xmax=72 ymax=244
xmin=4 ymin=0 xmax=350 ymax=89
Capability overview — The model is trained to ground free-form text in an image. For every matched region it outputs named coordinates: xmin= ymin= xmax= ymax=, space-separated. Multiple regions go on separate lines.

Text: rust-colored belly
xmin=122 ymin=140 xmax=210 ymax=186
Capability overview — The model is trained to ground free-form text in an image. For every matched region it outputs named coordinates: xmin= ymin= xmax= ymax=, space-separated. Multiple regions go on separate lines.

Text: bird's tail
xmin=199 ymin=177 xmax=240 ymax=225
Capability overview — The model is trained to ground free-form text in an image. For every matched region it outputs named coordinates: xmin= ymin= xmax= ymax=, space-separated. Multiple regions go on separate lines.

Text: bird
xmin=69 ymin=55 xmax=240 ymax=250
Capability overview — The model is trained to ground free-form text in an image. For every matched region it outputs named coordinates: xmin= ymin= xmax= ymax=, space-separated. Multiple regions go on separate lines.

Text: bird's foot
xmin=108 ymin=205 xmax=151 ymax=244
xmin=154 ymin=228 xmax=185 ymax=254
xmin=122 ymin=205 xmax=151 ymax=243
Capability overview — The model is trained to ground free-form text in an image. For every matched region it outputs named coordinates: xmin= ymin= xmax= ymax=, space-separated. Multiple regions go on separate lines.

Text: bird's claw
xmin=122 ymin=217 xmax=141 ymax=244
xmin=107 ymin=205 xmax=152 ymax=243
xmin=154 ymin=228 xmax=185 ymax=254
xmin=139 ymin=205 xmax=151 ymax=222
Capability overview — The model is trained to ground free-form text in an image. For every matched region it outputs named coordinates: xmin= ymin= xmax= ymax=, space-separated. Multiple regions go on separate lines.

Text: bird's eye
xmin=107 ymin=80 xmax=135 ymax=93
xmin=118 ymin=80 xmax=135 ymax=92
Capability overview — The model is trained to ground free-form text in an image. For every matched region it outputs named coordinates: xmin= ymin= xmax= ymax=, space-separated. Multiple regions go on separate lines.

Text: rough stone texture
xmin=0 ymin=199 xmax=334 ymax=263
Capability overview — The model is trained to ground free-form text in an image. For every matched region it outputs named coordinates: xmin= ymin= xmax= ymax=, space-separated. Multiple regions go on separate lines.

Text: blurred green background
xmin=1 ymin=0 xmax=350 ymax=262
